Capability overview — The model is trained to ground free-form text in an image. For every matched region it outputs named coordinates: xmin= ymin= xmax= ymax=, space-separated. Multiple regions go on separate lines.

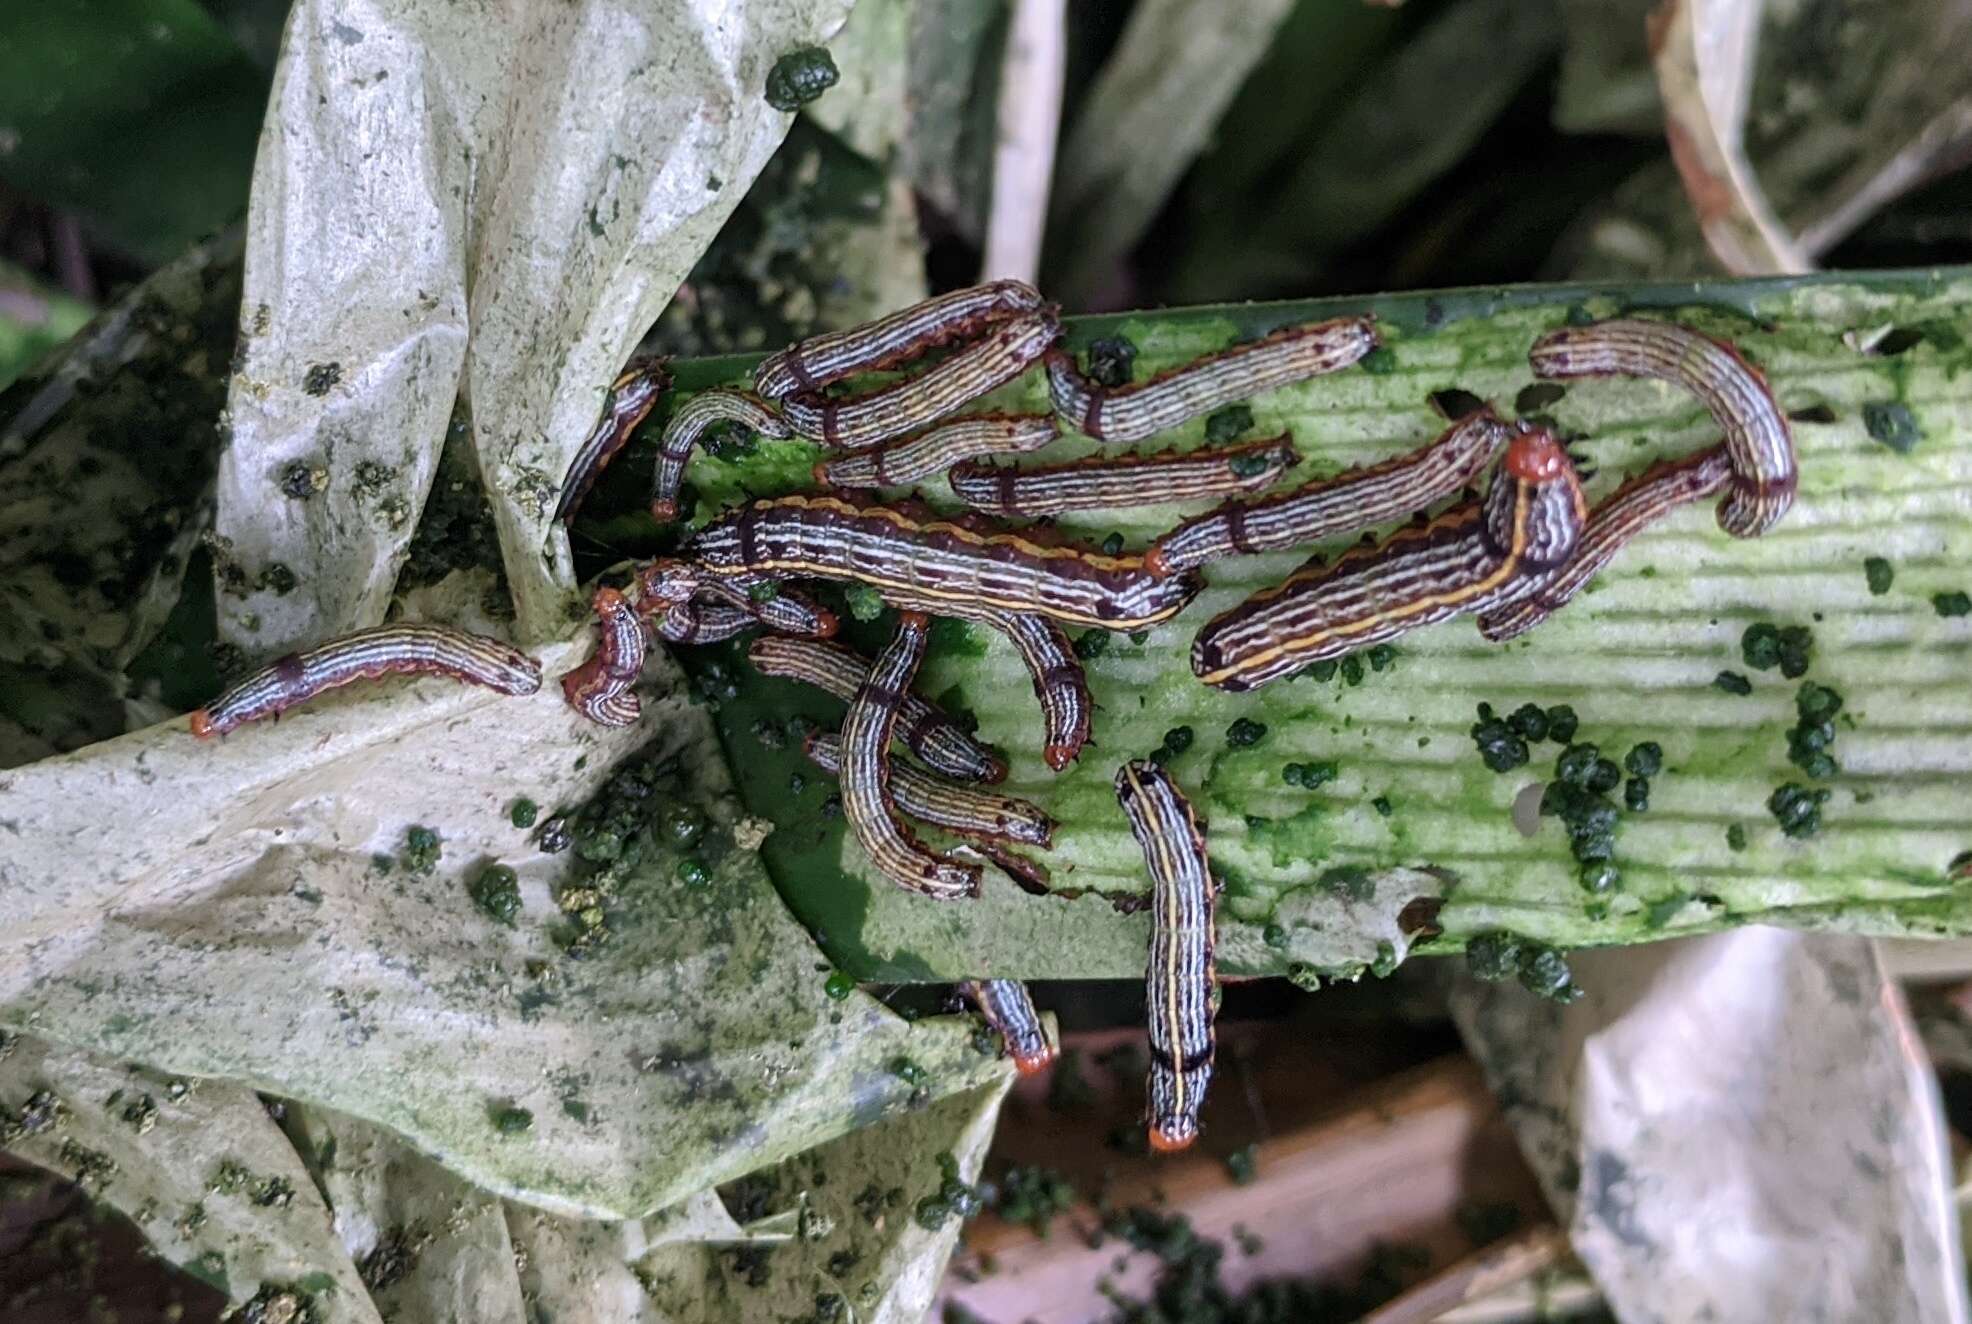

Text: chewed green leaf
xmin=646 ymin=269 xmax=1972 ymax=981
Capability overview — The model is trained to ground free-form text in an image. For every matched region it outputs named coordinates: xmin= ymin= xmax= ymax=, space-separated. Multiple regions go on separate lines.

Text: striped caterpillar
xmin=1191 ymin=426 xmax=1587 ymax=691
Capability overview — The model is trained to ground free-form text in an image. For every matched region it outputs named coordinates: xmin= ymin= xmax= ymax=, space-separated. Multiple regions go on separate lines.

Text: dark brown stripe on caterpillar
xmin=686 ymin=493 xmax=1200 ymax=630
xmin=748 ymin=634 xmax=1007 ymax=783
xmin=562 ymin=587 xmax=648 ymax=726
xmin=755 ymin=280 xmax=1046 ymax=401
xmin=1479 ymin=443 xmax=1734 ymax=641
xmin=1114 ymin=758 xmax=1216 ymax=1153
xmin=948 ymin=434 xmax=1298 ymax=517
xmin=838 ymin=612 xmax=983 ymax=899
xmin=1528 ymin=318 xmax=1794 ymax=537
xmin=779 ymin=309 xmax=1061 ymax=449
xmin=1045 ymin=316 xmax=1378 ymax=444
xmin=805 ymin=732 xmax=1052 ymax=846
xmin=816 ymin=413 xmax=1060 ymax=489
xmin=1190 ymin=426 xmax=1587 ymax=691
xmin=960 ymin=979 xmax=1056 ymax=1075
xmin=556 ymin=357 xmax=669 ymax=524
xmin=190 ymin=624 xmax=541 ymax=737
xmin=1148 ymin=407 xmax=1509 ymax=576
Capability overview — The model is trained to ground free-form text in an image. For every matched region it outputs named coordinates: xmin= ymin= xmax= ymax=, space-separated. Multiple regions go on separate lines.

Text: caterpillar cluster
xmin=194 ymin=285 xmax=1795 ymax=1147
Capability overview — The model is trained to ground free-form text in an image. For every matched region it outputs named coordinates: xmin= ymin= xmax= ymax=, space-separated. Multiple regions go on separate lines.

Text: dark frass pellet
xmin=509 ymin=798 xmax=539 ymax=829
xmin=1935 ymin=591 xmax=1972 ymax=617
xmin=1073 ymin=629 xmax=1109 ymax=660
xmin=1465 ymin=932 xmax=1523 ymax=982
xmin=1262 ymin=922 xmax=1288 ymax=948
xmin=1225 ymin=718 xmax=1267 ymax=748
xmin=469 ymin=865 xmax=522 ymax=926
xmin=1517 ymin=946 xmax=1584 ymax=1003
xmin=1727 ymin=823 xmax=1748 ymax=851
xmin=1715 ymin=670 xmax=1753 ymax=695
xmin=1741 ymin=623 xmax=1782 ymax=670
xmin=1367 ymin=644 xmax=1395 ymax=672
xmin=1767 ymin=783 xmax=1830 ymax=838
xmin=1228 ymin=448 xmax=1276 ymax=479
xmin=1586 ymin=758 xmax=1621 ymax=795
xmin=1507 ymin=704 xmax=1548 ymax=741
xmin=1309 ymin=658 xmax=1338 ymax=682
xmin=660 ymin=803 xmax=705 ymax=847
xmin=824 ymin=970 xmax=856 ymax=1001
xmin=1340 ymin=654 xmax=1364 ymax=686
xmin=913 ymin=1152 xmax=982 ymax=1231
xmin=1861 ymin=400 xmax=1921 ymax=453
xmin=765 ymin=46 xmax=839 ymax=112
xmin=536 ymin=816 xmax=573 ymax=853
xmin=1624 ymin=777 xmax=1650 ymax=812
xmin=1101 ymin=532 xmax=1125 ymax=556
xmin=278 ymin=461 xmax=323 ymax=499
xmin=1624 ymin=742 xmax=1662 ymax=777
xmin=1161 ymin=725 xmax=1195 ymax=756
xmin=1580 ymin=861 xmax=1620 ymax=893
xmin=1787 ymin=696 xmax=1839 ymax=777
xmin=258 ymin=562 xmax=297 ymax=596
xmin=1282 ymin=760 xmax=1338 ymax=790
xmin=1469 ymin=709 xmax=1528 ymax=773
xmin=1544 ymin=705 xmax=1579 ymax=743
xmin=676 ymin=859 xmax=710 ymax=888
xmin=491 ymin=1105 xmax=533 ymax=1135
xmin=1085 ymin=336 xmax=1137 ymax=388
xmin=1788 ymin=734 xmax=1838 ymax=781
xmin=1568 ymin=816 xmax=1617 ymax=864
xmin=1555 ymin=744 xmax=1601 ymax=787
xmin=1864 ymin=557 xmax=1894 ymax=595
xmin=1371 ymin=795 xmax=1393 ymax=817
xmin=1740 ymin=621 xmax=1814 ymax=678
xmin=401 ymin=826 xmax=441 ymax=876
xmin=1205 ymin=405 xmax=1254 ymax=443
xmin=1796 ymin=681 xmax=1843 ymax=724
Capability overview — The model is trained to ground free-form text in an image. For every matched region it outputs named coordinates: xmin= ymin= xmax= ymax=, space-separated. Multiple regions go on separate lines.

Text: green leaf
xmin=617 ymin=268 xmax=1972 ymax=981
xmin=1170 ymin=0 xmax=1563 ymax=301
xmin=0 ymin=3 xmax=265 ymax=263
xmin=1045 ymin=0 xmax=1298 ymax=304
xmin=0 ymin=262 xmax=93 ymax=390
xmin=1182 ymin=0 xmax=1406 ymax=213
xmin=1552 ymin=0 xmax=1661 ymax=136
xmin=899 ymin=0 xmax=1007 ymax=247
